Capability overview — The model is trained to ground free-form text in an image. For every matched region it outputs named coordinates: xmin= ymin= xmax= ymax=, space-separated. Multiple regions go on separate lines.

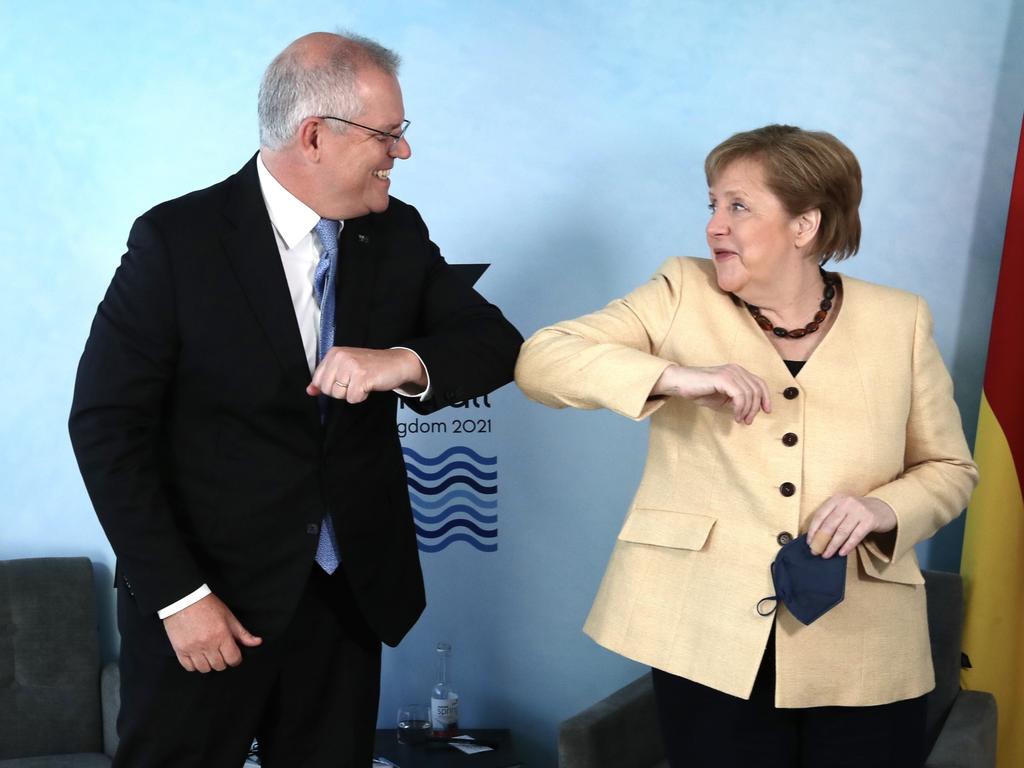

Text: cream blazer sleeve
xmin=862 ymin=296 xmax=980 ymax=570
xmin=515 ymin=258 xmax=684 ymax=420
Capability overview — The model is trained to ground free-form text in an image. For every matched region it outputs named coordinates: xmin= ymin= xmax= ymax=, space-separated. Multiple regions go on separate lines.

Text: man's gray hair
xmin=258 ymin=32 xmax=401 ymax=150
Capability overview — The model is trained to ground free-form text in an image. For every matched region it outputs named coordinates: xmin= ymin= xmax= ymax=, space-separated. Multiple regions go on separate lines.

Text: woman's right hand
xmin=651 ymin=364 xmax=772 ymax=424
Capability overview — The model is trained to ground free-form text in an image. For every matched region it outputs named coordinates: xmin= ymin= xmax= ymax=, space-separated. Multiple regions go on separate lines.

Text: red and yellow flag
xmin=961 ymin=116 xmax=1024 ymax=768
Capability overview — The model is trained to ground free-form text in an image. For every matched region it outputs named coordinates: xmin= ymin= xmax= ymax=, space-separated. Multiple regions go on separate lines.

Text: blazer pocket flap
xmin=857 ymin=546 xmax=925 ymax=585
xmin=617 ymin=507 xmax=716 ymax=551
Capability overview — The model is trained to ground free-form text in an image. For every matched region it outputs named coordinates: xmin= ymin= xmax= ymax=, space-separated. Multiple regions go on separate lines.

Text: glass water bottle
xmin=430 ymin=641 xmax=459 ymax=737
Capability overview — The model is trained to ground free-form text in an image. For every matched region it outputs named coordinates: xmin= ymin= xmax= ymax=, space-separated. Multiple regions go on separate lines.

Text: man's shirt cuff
xmin=157 ymin=584 xmax=211 ymax=619
xmin=391 ymin=346 xmax=432 ymax=401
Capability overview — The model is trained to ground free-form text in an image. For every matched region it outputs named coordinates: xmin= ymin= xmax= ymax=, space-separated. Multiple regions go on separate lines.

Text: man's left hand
xmin=805 ymin=495 xmax=897 ymax=558
xmin=308 ymin=347 xmax=427 ymax=404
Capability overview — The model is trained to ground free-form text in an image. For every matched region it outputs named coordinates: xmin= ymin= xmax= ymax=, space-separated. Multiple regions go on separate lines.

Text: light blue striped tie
xmin=313 ymin=218 xmax=340 ymax=574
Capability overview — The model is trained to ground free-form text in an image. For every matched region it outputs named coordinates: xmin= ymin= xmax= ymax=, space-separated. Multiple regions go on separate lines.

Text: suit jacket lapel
xmin=220 ymin=156 xmax=317 ymax=408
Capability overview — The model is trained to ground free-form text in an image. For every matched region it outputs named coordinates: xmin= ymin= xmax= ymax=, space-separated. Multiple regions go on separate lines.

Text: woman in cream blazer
xmin=515 ymin=126 xmax=978 ymax=768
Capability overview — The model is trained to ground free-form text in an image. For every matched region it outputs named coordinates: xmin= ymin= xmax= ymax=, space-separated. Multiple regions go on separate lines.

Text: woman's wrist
xmin=650 ymin=364 xmax=682 ymax=398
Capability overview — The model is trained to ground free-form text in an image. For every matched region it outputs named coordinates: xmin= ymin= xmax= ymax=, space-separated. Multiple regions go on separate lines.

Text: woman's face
xmin=706 ymin=158 xmax=807 ymax=297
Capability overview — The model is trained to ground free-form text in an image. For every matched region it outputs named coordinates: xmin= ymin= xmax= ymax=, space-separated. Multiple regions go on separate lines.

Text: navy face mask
xmin=758 ymin=534 xmax=846 ymax=625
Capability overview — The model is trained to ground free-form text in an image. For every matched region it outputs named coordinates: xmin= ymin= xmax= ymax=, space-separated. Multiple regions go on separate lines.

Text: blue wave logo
xmin=404 ymin=446 xmax=497 ymax=553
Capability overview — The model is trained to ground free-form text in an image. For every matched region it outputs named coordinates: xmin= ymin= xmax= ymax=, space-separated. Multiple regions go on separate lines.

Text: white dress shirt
xmin=157 ymin=153 xmax=430 ymax=619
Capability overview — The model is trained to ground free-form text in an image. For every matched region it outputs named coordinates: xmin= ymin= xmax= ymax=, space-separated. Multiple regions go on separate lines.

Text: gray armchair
xmin=559 ymin=570 xmax=997 ymax=768
xmin=0 ymin=557 xmax=119 ymax=767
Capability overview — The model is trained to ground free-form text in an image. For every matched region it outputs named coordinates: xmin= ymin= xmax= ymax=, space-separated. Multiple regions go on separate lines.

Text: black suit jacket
xmin=69 ymin=156 xmax=522 ymax=647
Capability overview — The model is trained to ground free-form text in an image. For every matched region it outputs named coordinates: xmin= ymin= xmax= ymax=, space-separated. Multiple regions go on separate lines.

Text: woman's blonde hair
xmin=705 ymin=125 xmax=862 ymax=263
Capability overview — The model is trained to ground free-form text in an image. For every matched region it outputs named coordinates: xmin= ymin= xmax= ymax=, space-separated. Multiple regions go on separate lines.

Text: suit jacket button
xmin=783 ymin=387 xmax=799 ymax=400
xmin=306 ymin=523 xmax=319 ymax=535
xmin=782 ymin=432 xmax=799 ymax=446
xmin=779 ymin=482 xmax=796 ymax=497
xmin=777 ymin=531 xmax=793 ymax=546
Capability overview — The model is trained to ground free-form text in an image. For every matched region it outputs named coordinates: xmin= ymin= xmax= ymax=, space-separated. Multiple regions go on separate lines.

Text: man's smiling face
xmin=317 ymin=65 xmax=411 ymax=220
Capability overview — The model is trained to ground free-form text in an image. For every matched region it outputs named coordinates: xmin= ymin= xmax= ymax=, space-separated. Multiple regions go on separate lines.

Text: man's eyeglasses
xmin=319 ymin=116 xmax=410 ymax=149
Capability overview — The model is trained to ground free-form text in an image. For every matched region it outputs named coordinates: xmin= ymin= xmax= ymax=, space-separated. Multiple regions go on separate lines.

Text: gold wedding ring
xmin=333 ymin=380 xmax=349 ymax=389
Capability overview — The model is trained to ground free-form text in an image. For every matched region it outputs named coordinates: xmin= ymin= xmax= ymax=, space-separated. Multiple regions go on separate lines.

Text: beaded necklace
xmin=742 ymin=268 xmax=841 ymax=339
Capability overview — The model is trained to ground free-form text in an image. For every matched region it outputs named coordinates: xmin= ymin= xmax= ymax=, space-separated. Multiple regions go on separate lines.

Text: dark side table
xmin=374 ymin=729 xmax=522 ymax=768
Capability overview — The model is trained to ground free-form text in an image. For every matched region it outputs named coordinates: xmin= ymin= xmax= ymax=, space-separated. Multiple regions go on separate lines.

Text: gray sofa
xmin=559 ymin=570 xmax=997 ymax=768
xmin=0 ymin=557 xmax=119 ymax=767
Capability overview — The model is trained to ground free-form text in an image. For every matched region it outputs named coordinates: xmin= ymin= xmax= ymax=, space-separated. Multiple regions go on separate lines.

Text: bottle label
xmin=430 ymin=694 xmax=459 ymax=732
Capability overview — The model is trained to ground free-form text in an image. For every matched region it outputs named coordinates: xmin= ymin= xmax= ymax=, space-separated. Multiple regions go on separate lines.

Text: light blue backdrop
xmin=2 ymin=1 xmax=1021 ymax=764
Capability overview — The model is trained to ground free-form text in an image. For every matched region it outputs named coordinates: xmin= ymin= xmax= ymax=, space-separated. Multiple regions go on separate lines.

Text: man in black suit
xmin=69 ymin=31 xmax=522 ymax=767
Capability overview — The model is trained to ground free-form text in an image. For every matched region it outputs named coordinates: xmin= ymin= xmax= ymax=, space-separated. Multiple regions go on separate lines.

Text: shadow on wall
xmin=938 ymin=0 xmax=1024 ymax=572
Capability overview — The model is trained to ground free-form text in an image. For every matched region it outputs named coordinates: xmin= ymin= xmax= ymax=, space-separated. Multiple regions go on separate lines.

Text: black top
xmin=784 ymin=360 xmax=806 ymax=377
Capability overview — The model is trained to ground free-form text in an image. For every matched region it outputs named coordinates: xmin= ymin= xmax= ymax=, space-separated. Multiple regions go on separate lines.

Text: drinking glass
xmin=396 ymin=704 xmax=431 ymax=745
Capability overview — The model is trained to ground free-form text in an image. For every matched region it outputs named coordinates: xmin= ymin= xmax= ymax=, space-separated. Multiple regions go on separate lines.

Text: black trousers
xmin=114 ymin=566 xmax=382 ymax=768
xmin=652 ymin=628 xmax=928 ymax=768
